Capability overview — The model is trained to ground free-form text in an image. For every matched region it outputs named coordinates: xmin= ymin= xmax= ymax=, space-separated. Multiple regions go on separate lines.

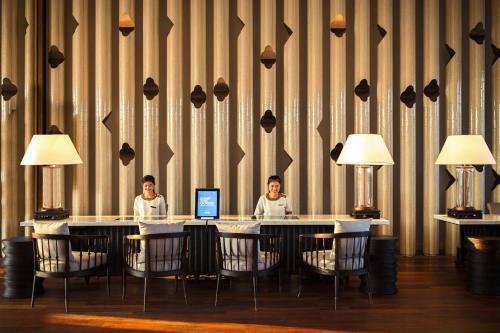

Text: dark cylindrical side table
xmin=2 ymin=236 xmax=43 ymax=298
xmin=466 ymin=236 xmax=500 ymax=295
xmin=362 ymin=236 xmax=398 ymax=295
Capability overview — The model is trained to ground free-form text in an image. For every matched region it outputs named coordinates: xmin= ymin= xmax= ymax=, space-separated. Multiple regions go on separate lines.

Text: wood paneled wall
xmin=0 ymin=0 xmax=498 ymax=256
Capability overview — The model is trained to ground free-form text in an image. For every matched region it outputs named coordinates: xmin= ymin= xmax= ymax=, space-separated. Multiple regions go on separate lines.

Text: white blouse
xmin=133 ymin=194 xmax=167 ymax=217
xmin=254 ymin=193 xmax=292 ymax=217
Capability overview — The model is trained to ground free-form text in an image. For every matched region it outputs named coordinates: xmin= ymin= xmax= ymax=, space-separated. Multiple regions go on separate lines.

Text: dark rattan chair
xmin=31 ymin=233 xmax=110 ymax=312
xmin=214 ymin=232 xmax=282 ymax=311
xmin=297 ymin=232 xmax=372 ymax=310
xmin=122 ymin=232 xmax=190 ymax=312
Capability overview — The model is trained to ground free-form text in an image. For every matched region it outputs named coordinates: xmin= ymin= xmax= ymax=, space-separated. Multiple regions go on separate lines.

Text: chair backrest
xmin=487 ymin=202 xmax=500 ymax=214
xmin=32 ymin=233 xmax=109 ymax=273
xmin=299 ymin=232 xmax=370 ymax=272
xmin=215 ymin=232 xmax=281 ymax=272
xmin=124 ymin=232 xmax=189 ymax=273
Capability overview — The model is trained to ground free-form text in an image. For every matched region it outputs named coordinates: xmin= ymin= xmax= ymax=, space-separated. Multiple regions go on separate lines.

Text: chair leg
xmin=278 ymin=267 xmax=282 ymax=294
xmin=84 ymin=276 xmax=90 ymax=285
xmin=181 ymin=275 xmax=188 ymax=306
xmin=334 ymin=276 xmax=338 ymax=311
xmin=31 ymin=276 xmax=37 ymax=308
xmin=122 ymin=268 xmax=126 ymax=300
xmin=365 ymin=273 xmax=373 ymax=305
xmin=106 ymin=268 xmax=111 ymax=297
xmin=214 ymin=273 xmax=221 ymax=307
xmin=252 ymin=276 xmax=258 ymax=312
xmin=143 ymin=277 xmax=149 ymax=312
xmin=175 ymin=275 xmax=179 ymax=292
xmin=297 ymin=267 xmax=303 ymax=298
xmin=64 ymin=278 xmax=70 ymax=313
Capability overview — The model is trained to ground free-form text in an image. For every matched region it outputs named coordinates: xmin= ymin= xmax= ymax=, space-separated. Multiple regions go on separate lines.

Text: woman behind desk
xmin=254 ymin=175 xmax=292 ymax=217
xmin=134 ymin=175 xmax=167 ymax=217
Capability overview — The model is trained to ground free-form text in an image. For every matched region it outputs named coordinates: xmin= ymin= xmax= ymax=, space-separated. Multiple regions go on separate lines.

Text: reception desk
xmin=21 ymin=215 xmax=389 ymax=275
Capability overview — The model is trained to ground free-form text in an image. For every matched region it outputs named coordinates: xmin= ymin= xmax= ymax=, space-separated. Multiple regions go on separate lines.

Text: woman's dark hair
xmin=142 ymin=175 xmax=155 ymax=185
xmin=267 ymin=175 xmax=281 ymax=185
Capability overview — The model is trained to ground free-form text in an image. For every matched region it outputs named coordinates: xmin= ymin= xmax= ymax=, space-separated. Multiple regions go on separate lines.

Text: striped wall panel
xmin=0 ymin=0 xmax=498 ymax=258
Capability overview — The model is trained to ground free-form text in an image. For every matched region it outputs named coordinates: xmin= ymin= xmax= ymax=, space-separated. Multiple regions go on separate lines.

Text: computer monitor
xmin=194 ymin=188 xmax=220 ymax=219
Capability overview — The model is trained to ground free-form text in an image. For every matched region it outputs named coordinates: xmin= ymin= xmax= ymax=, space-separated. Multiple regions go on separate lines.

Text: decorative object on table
xmin=435 ymin=135 xmax=496 ymax=219
xmin=465 ymin=236 xmax=500 ymax=295
xmin=2 ymin=237 xmax=44 ymax=298
xmin=336 ymin=134 xmax=394 ymax=219
xmin=20 ymin=130 xmax=83 ymax=219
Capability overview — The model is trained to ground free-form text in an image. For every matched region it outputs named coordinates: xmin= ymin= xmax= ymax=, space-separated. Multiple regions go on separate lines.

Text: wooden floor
xmin=0 ymin=256 xmax=499 ymax=333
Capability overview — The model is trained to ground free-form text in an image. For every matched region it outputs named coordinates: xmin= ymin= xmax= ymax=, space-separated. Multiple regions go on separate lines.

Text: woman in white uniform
xmin=254 ymin=175 xmax=292 ymax=217
xmin=134 ymin=175 xmax=167 ymax=217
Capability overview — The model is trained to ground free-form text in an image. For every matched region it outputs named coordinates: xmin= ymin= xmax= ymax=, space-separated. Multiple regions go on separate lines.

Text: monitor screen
xmin=195 ymin=188 xmax=220 ymax=219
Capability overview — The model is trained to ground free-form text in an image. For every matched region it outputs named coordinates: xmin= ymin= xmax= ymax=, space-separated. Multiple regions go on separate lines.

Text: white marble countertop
xmin=434 ymin=214 xmax=500 ymax=225
xmin=20 ymin=215 xmax=389 ymax=227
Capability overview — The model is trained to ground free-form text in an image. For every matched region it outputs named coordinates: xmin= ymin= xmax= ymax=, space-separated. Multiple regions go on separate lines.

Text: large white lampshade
xmin=336 ymin=134 xmax=394 ymax=165
xmin=435 ymin=135 xmax=496 ymax=165
xmin=21 ymin=134 xmax=83 ymax=165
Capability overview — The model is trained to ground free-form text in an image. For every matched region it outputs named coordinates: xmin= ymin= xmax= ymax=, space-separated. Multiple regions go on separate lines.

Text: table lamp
xmin=336 ymin=134 xmax=394 ymax=219
xmin=21 ymin=134 xmax=83 ymax=219
xmin=435 ymin=135 xmax=496 ymax=219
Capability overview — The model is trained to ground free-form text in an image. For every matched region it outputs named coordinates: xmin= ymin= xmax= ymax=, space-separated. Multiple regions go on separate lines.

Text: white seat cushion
xmin=39 ymin=251 xmax=107 ymax=272
xmin=138 ymin=221 xmax=185 ymax=262
xmin=302 ymin=251 xmax=364 ymax=271
xmin=129 ymin=255 xmax=181 ymax=272
xmin=222 ymin=252 xmax=278 ymax=272
xmin=33 ymin=221 xmax=73 ymax=261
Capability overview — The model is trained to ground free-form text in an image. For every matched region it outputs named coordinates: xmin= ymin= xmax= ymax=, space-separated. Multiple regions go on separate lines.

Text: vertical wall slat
xmin=444 ymin=0 xmax=462 ymax=256
xmin=284 ymin=0 xmax=300 ymax=213
xmin=469 ymin=0 xmax=486 ymax=210
xmin=24 ymin=0 xmax=36 ymax=224
xmin=190 ymin=0 xmax=207 ymax=212
xmin=307 ymin=0 xmax=323 ymax=214
xmin=143 ymin=0 xmax=159 ymax=184
xmin=423 ymin=0 xmax=440 ymax=255
xmin=1 ymin=0 xmax=19 ymax=239
xmin=376 ymin=0 xmax=393 ymax=235
xmin=213 ymin=0 xmax=230 ymax=214
xmin=118 ymin=0 xmax=136 ymax=215
xmin=493 ymin=0 xmax=500 ymax=202
xmin=49 ymin=0 xmax=65 ymax=206
xmin=237 ymin=0 xmax=253 ymax=214
xmin=166 ymin=0 xmax=183 ymax=214
xmin=95 ymin=0 xmax=112 ymax=215
xmin=260 ymin=0 xmax=276 ymax=193
xmin=399 ymin=0 xmax=416 ymax=256
xmin=330 ymin=0 xmax=346 ymax=215
xmin=354 ymin=0 xmax=369 ymax=133
xmin=72 ymin=0 xmax=89 ymax=215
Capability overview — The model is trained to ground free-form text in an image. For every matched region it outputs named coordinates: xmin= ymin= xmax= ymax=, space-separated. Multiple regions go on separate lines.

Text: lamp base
xmin=34 ymin=208 xmax=69 ymax=220
xmin=350 ymin=207 xmax=380 ymax=219
xmin=447 ymin=208 xmax=482 ymax=219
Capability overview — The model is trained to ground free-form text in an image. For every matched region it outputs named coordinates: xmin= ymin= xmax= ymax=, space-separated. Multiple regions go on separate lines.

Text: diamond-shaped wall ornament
xmin=330 ymin=14 xmax=346 ymax=37
xmin=260 ymin=45 xmax=276 ymax=69
xmin=119 ymin=13 xmax=135 ymax=36
xmin=190 ymin=85 xmax=207 ymax=108
xmin=0 ymin=78 xmax=18 ymax=101
xmin=492 ymin=44 xmax=500 ymax=65
xmin=119 ymin=143 xmax=135 ymax=166
xmin=213 ymin=78 xmax=230 ymax=102
xmin=260 ymin=110 xmax=276 ymax=133
xmin=469 ymin=22 xmax=485 ymax=45
xmin=143 ymin=77 xmax=159 ymax=100
xmin=330 ymin=142 xmax=344 ymax=164
xmin=354 ymin=79 xmax=370 ymax=102
xmin=445 ymin=44 xmax=456 ymax=65
xmin=491 ymin=168 xmax=500 ymax=192
xmin=48 ymin=45 xmax=65 ymax=68
xmin=423 ymin=79 xmax=439 ymax=102
xmin=400 ymin=85 xmax=416 ymax=108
